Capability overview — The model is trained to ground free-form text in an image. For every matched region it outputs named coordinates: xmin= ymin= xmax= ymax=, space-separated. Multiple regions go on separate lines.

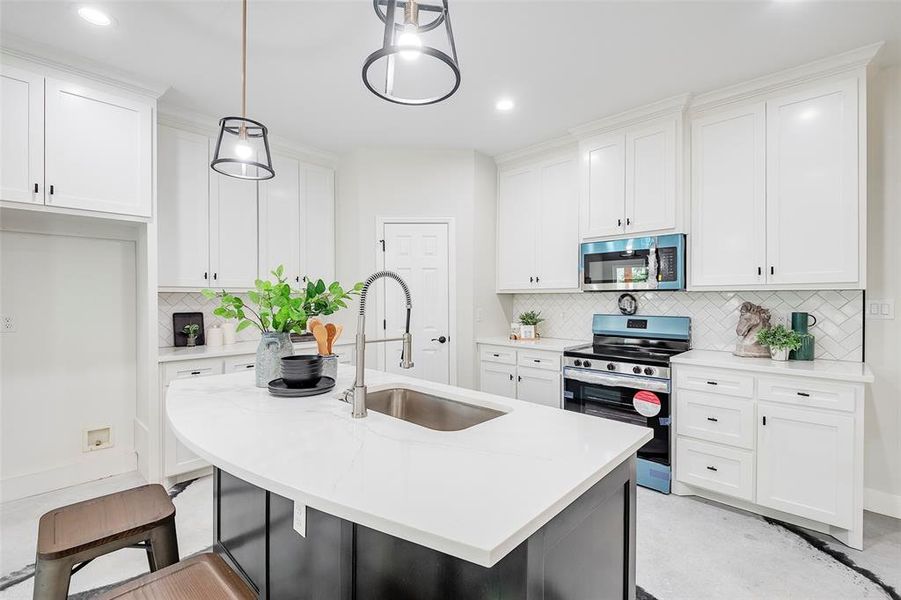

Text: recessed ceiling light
xmin=495 ymin=98 xmax=515 ymax=112
xmin=78 ymin=6 xmax=113 ymax=27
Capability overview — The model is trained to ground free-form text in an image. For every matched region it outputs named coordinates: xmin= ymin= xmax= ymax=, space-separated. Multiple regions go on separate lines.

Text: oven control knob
xmin=644 ymin=367 xmax=655 ymax=376
xmin=583 ymin=360 xmax=592 ymax=368
xmin=606 ymin=362 xmax=616 ymax=371
xmin=573 ymin=359 xmax=583 ymax=367
xmin=632 ymin=366 xmax=642 ymax=374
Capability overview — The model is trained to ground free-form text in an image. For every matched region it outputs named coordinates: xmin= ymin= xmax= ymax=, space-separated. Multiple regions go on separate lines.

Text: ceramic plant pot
xmin=769 ymin=347 xmax=790 ymax=362
xmin=256 ymin=332 xmax=294 ymax=387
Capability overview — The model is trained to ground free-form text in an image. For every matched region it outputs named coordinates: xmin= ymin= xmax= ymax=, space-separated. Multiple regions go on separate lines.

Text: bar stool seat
xmin=96 ymin=553 xmax=256 ymax=600
xmin=34 ymin=484 xmax=179 ymax=600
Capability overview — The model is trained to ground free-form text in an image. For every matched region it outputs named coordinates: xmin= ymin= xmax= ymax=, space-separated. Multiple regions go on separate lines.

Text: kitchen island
xmin=167 ymin=365 xmax=652 ymax=600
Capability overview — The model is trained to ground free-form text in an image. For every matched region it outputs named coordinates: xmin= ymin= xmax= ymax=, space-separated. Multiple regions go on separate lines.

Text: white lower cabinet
xmin=161 ymin=359 xmax=223 ymax=477
xmin=478 ymin=344 xmax=561 ymax=408
xmin=673 ymin=361 xmax=865 ymax=549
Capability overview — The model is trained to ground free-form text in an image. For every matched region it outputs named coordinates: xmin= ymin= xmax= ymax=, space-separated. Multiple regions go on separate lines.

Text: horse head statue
xmin=734 ymin=301 xmax=772 ymax=358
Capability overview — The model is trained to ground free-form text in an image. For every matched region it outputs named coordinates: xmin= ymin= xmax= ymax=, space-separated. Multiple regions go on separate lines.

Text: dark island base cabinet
xmin=214 ymin=458 xmax=637 ymax=600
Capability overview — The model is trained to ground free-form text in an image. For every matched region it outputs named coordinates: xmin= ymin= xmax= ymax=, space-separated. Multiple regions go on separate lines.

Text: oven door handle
xmin=564 ymin=368 xmax=670 ymax=393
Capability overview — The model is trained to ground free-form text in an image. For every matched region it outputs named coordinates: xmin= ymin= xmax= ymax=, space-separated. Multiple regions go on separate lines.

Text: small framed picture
xmin=520 ymin=325 xmax=536 ymax=339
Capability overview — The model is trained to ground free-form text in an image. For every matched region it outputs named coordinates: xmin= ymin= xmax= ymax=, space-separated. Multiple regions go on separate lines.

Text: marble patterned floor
xmin=1 ymin=472 xmax=898 ymax=599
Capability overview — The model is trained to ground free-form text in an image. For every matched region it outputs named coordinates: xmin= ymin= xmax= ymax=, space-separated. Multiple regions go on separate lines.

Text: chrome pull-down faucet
xmin=346 ymin=271 xmax=413 ymax=418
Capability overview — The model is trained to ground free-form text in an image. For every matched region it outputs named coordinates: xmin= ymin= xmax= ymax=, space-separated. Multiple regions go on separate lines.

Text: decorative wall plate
xmin=617 ymin=293 xmax=638 ymax=316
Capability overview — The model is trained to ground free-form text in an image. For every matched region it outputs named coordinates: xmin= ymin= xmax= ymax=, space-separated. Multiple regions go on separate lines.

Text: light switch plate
xmin=867 ymin=300 xmax=895 ymax=320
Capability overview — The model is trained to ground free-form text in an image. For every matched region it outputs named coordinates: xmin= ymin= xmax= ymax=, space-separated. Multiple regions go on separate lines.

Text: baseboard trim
xmin=864 ymin=487 xmax=901 ymax=518
xmin=0 ymin=451 xmax=138 ymax=502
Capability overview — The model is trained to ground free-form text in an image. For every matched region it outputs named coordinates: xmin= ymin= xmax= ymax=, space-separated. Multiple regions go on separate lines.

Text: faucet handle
xmin=340 ymin=388 xmax=354 ymax=404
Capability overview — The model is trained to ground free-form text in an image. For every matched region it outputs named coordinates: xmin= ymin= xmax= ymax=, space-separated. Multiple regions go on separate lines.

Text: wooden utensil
xmin=333 ymin=324 xmax=344 ymax=349
xmin=325 ymin=323 xmax=337 ymax=355
xmin=312 ymin=324 xmax=329 ymax=356
xmin=307 ymin=318 xmax=323 ymax=334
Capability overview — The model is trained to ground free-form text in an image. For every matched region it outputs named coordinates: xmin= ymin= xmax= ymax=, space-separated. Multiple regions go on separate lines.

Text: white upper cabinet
xmin=0 ymin=65 xmax=44 ymax=204
xmin=625 ymin=119 xmax=676 ymax=234
xmin=690 ymin=104 xmax=767 ymax=287
xmin=766 ymin=79 xmax=859 ymax=286
xmin=210 ymin=165 xmax=259 ymax=289
xmin=44 ymin=78 xmax=152 ymax=217
xmin=580 ymin=134 xmax=625 ymax=239
xmin=497 ymin=167 xmax=539 ymax=291
xmin=302 ymin=164 xmax=336 ymax=283
xmin=259 ymin=154 xmax=301 ymax=283
xmin=158 ymin=126 xmax=211 ymax=288
xmin=497 ymin=155 xmax=578 ymax=292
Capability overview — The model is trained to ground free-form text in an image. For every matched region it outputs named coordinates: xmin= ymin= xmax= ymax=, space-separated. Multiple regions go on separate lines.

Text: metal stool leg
xmin=147 ymin=519 xmax=179 ymax=571
xmin=32 ymin=556 xmax=74 ymax=600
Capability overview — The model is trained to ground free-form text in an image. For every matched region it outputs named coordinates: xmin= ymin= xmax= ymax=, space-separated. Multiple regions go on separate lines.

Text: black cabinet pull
xmin=770 ymin=266 xmax=775 ymax=275
xmin=49 ymin=185 xmax=54 ymax=195
xmin=190 ymin=371 xmax=201 ymax=375
xmin=213 ymin=273 xmax=218 ymax=280
xmin=535 ymin=276 xmax=540 ymax=283
xmin=706 ymin=466 xmax=718 ymax=472
xmin=492 ymin=353 xmax=500 ymax=357
xmin=204 ymin=272 xmax=208 ymax=280
xmin=533 ymin=359 xmax=541 ymax=363
xmin=509 ymin=374 xmax=513 ymax=381
xmin=296 ymin=276 xmax=300 ymax=282
xmin=797 ymin=392 xmax=810 ymax=397
xmin=529 ymin=276 xmax=534 ymax=283
xmin=518 ymin=375 xmax=522 ymax=382
xmin=762 ymin=416 xmax=767 ymax=426
xmin=33 ymin=183 xmax=38 ymax=193
xmin=626 ymin=217 xmax=631 ymax=226
xmin=617 ymin=218 xmax=622 ymax=227
xmin=246 ymin=364 xmax=254 ymax=369
xmin=758 ymin=266 xmax=762 ymax=276
xmin=706 ymin=417 xmax=718 ymax=422
xmin=706 ymin=381 xmax=718 ymax=386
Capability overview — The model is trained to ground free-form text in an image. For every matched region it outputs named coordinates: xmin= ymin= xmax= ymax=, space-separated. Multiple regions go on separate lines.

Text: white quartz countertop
xmin=476 ymin=336 xmax=588 ymax=353
xmin=158 ymin=340 xmax=352 ymax=363
xmin=166 ymin=366 xmax=651 ymax=567
xmin=671 ymin=349 xmax=874 ymax=383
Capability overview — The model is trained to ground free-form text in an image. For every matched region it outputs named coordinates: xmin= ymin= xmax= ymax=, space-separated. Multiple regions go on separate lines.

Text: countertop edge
xmin=158 ymin=340 xmax=353 ymax=363
xmin=670 ymin=350 xmax=874 ymax=383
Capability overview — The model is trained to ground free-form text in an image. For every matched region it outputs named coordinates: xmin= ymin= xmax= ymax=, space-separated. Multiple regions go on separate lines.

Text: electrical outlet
xmin=1 ymin=315 xmax=15 ymax=332
xmin=867 ymin=300 xmax=895 ymax=320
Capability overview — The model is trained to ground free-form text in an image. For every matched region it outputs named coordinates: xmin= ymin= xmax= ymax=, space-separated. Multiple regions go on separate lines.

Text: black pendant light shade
xmin=210 ymin=0 xmax=275 ymax=181
xmin=211 ymin=117 xmax=274 ymax=180
xmin=362 ymin=0 xmax=460 ymax=106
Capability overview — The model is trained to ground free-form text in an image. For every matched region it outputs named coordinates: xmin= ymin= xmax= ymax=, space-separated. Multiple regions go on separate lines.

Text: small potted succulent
xmin=756 ymin=324 xmax=802 ymax=362
xmin=518 ymin=310 xmax=545 ymax=339
xmin=182 ymin=323 xmax=200 ymax=347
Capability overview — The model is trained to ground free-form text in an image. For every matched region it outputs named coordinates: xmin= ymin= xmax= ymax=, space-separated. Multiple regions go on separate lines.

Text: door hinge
xmin=379 ymin=239 xmax=385 ymax=252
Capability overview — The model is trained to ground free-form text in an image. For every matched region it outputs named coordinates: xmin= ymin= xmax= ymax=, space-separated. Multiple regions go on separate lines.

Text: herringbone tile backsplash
xmin=512 ymin=290 xmax=864 ymax=361
xmin=158 ymin=292 xmax=260 ymax=348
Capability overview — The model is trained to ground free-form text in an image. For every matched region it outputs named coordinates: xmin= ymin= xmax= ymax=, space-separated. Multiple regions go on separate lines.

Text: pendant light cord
xmin=241 ymin=0 xmax=247 ymax=120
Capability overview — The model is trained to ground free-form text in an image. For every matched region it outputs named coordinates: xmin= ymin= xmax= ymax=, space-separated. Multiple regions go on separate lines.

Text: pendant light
xmin=362 ymin=0 xmax=460 ymax=106
xmin=211 ymin=0 xmax=275 ymax=180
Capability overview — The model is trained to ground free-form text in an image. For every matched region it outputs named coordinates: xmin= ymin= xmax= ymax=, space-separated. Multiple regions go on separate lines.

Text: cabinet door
xmin=625 ymin=119 xmax=676 ymax=234
xmin=517 ymin=366 xmax=561 ymax=408
xmin=497 ymin=168 xmax=539 ymax=290
xmin=210 ymin=165 xmax=259 ymax=289
xmin=690 ymin=105 xmax=767 ymax=287
xmin=259 ymin=154 xmax=301 ymax=283
xmin=757 ymin=402 xmax=854 ymax=528
xmin=479 ymin=362 xmax=516 ymax=399
xmin=766 ymin=79 xmax=859 ymax=286
xmin=157 ymin=126 xmax=211 ymax=288
xmin=162 ymin=360 xmax=223 ymax=476
xmin=536 ymin=157 xmax=579 ymax=290
xmin=0 ymin=66 xmax=44 ymax=204
xmin=302 ymin=165 xmax=335 ymax=283
xmin=580 ymin=134 xmax=625 ymax=239
xmin=44 ymin=78 xmax=152 ymax=217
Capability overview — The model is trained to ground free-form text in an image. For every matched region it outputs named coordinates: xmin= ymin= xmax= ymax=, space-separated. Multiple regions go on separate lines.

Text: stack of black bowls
xmin=280 ymin=355 xmax=323 ymax=388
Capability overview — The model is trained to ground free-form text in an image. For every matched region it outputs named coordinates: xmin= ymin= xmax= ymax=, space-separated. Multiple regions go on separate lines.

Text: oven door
xmin=580 ymin=234 xmax=685 ymax=291
xmin=563 ymin=368 xmax=670 ymax=466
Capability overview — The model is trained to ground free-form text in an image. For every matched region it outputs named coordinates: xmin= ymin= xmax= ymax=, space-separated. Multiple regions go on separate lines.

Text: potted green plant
xmin=518 ymin=310 xmax=545 ymax=339
xmin=182 ymin=323 xmax=200 ymax=347
xmin=756 ymin=324 xmax=802 ymax=361
xmin=203 ymin=265 xmax=363 ymax=387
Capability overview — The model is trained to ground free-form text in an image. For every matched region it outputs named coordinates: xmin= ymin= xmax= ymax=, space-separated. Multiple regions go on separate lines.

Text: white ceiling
xmin=2 ymin=1 xmax=900 ymax=156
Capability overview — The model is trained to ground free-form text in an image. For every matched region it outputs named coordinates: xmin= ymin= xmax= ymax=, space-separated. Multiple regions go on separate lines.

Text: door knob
xmin=431 ymin=336 xmax=448 ymax=344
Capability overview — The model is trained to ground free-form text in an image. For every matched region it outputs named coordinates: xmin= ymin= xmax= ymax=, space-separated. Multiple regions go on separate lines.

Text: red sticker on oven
xmin=633 ymin=390 xmax=661 ymax=417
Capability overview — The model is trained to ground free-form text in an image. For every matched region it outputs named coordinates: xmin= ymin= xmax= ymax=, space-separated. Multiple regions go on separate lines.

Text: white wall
xmin=864 ymin=65 xmax=901 ymax=516
xmin=335 ymin=148 xmax=507 ymax=389
xmin=0 ymin=211 xmax=139 ymax=501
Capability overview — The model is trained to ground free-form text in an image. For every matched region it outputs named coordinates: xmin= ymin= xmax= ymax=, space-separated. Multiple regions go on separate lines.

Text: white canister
xmin=207 ymin=326 xmax=224 ymax=347
xmin=222 ymin=321 xmax=237 ymax=345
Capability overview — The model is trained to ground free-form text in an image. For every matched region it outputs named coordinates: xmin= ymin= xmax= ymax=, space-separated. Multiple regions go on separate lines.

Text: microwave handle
xmin=564 ymin=368 xmax=669 ymax=393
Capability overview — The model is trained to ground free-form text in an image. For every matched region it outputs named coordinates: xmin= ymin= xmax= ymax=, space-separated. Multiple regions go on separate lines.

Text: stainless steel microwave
xmin=580 ymin=234 xmax=686 ymax=291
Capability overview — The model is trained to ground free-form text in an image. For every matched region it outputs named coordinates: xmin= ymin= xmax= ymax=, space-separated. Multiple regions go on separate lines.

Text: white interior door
xmin=382 ymin=222 xmax=451 ymax=384
xmin=0 ymin=65 xmax=44 ymax=204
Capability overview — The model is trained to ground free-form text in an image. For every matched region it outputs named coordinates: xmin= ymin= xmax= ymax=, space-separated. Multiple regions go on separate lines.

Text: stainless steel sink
xmin=364 ymin=388 xmax=505 ymax=431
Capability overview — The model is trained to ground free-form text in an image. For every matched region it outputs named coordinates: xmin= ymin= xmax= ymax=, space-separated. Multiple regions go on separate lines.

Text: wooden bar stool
xmin=96 ymin=553 xmax=255 ymax=600
xmin=33 ymin=484 xmax=179 ymax=600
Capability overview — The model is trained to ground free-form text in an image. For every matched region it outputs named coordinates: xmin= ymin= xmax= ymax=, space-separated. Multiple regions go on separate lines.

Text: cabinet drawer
xmin=224 ymin=356 xmax=256 ymax=373
xmin=675 ymin=366 xmax=754 ymax=398
xmin=163 ymin=359 xmax=224 ymax=387
xmin=517 ymin=349 xmax=560 ymax=371
xmin=757 ymin=376 xmax=856 ymax=412
xmin=676 ymin=438 xmax=754 ymax=501
xmin=480 ymin=345 xmax=516 ymax=365
xmin=676 ymin=390 xmax=755 ymax=449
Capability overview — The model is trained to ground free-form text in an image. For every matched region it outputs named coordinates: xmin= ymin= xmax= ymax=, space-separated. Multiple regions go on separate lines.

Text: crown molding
xmin=690 ymin=41 xmax=884 ymax=113
xmin=0 ymin=37 xmax=167 ymax=99
xmin=569 ymin=92 xmax=691 ymax=139
xmin=493 ymin=134 xmax=577 ymax=166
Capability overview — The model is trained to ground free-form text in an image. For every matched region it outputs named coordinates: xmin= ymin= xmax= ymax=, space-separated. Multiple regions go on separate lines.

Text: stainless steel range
xmin=563 ymin=314 xmax=691 ymax=493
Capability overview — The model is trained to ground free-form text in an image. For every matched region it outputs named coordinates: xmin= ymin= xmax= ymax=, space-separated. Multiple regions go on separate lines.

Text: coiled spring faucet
xmin=346 ymin=271 xmax=413 ymax=418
